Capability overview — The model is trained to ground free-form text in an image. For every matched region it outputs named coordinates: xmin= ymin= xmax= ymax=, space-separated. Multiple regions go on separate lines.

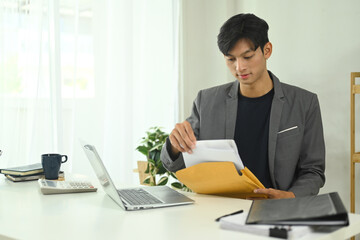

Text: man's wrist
xmin=166 ymin=138 xmax=180 ymax=161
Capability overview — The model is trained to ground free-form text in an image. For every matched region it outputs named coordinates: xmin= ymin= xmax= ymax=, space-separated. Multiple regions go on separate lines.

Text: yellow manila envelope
xmin=176 ymin=162 xmax=267 ymax=199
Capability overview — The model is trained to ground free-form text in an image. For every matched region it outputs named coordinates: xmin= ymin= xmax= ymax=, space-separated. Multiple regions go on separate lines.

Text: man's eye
xmin=244 ymin=55 xmax=254 ymax=60
xmin=227 ymin=58 xmax=235 ymax=62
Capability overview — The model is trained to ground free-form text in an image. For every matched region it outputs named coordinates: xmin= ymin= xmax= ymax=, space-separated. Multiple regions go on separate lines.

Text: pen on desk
xmin=215 ymin=209 xmax=244 ymax=222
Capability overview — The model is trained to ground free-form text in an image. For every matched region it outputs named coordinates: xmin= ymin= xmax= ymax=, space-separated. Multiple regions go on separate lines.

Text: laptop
xmin=81 ymin=142 xmax=194 ymax=211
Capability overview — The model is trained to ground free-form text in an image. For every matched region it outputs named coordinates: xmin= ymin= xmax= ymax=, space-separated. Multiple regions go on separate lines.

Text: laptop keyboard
xmin=118 ymin=188 xmax=163 ymax=205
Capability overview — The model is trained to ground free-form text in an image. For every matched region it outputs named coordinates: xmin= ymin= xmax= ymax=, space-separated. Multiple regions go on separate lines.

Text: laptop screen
xmin=82 ymin=144 xmax=125 ymax=209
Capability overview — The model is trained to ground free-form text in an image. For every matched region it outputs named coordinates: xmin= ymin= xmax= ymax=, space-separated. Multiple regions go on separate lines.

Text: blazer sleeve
xmin=288 ymin=94 xmax=326 ymax=197
xmin=160 ymin=91 xmax=202 ymax=172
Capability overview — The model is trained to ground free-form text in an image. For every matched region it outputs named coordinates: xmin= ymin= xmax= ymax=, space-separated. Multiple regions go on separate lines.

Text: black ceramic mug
xmin=41 ymin=154 xmax=68 ymax=180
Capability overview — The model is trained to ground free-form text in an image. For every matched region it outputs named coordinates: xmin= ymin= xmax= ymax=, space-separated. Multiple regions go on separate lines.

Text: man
xmin=160 ymin=13 xmax=325 ymax=199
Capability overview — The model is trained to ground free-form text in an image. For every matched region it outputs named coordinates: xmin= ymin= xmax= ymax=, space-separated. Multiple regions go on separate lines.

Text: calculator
xmin=38 ymin=179 xmax=98 ymax=195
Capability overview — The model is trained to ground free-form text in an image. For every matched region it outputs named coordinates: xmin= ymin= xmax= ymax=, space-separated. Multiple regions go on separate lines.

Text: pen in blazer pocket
xmin=277 ymin=126 xmax=298 ymax=134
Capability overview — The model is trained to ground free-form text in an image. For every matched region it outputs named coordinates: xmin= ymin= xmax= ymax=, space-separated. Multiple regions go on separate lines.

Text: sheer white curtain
xmin=0 ymin=0 xmax=62 ymax=166
xmin=98 ymin=0 xmax=179 ymax=183
xmin=0 ymin=0 xmax=179 ymax=184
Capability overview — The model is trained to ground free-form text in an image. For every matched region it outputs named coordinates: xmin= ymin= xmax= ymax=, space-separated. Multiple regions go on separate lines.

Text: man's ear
xmin=263 ymin=42 xmax=272 ymax=60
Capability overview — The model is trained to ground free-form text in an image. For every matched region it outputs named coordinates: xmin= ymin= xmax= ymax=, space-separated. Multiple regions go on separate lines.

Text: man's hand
xmin=169 ymin=121 xmax=196 ymax=155
xmin=253 ymin=188 xmax=295 ymax=199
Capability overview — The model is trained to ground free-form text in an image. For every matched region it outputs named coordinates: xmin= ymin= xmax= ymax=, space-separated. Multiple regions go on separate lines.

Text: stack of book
xmin=0 ymin=163 xmax=64 ymax=182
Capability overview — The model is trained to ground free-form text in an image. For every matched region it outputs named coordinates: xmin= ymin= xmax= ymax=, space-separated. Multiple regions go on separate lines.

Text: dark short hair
xmin=217 ymin=13 xmax=269 ymax=55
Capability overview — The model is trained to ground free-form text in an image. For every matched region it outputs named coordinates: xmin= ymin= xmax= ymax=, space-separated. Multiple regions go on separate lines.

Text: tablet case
xmin=246 ymin=192 xmax=349 ymax=226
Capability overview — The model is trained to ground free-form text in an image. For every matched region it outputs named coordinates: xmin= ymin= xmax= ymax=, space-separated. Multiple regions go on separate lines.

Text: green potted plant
xmin=136 ymin=126 xmax=191 ymax=191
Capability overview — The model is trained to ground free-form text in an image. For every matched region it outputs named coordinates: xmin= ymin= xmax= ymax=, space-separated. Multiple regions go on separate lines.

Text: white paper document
xmin=219 ymin=212 xmax=312 ymax=239
xmin=183 ymin=139 xmax=244 ymax=171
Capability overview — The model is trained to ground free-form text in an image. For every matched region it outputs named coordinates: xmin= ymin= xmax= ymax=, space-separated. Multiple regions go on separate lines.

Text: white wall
xmin=179 ymin=0 xmax=236 ymax=120
xmin=180 ymin=0 xmax=360 ymax=210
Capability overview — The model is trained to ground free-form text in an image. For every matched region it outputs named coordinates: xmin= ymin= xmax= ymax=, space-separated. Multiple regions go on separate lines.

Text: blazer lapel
xmin=268 ymin=72 xmax=284 ymax=188
xmin=225 ymin=81 xmax=239 ymax=139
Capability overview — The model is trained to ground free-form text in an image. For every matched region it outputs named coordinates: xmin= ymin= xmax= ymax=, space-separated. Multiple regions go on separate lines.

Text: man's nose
xmin=236 ymin=59 xmax=246 ymax=72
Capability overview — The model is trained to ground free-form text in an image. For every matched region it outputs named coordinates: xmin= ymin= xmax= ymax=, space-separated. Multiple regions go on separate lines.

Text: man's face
xmin=224 ymin=38 xmax=272 ymax=88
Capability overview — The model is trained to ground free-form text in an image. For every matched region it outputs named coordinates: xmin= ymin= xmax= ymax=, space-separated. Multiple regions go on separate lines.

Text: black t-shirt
xmin=234 ymin=88 xmax=274 ymax=188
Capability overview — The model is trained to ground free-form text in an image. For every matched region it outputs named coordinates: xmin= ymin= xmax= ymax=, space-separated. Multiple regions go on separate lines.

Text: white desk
xmin=0 ymin=177 xmax=360 ymax=240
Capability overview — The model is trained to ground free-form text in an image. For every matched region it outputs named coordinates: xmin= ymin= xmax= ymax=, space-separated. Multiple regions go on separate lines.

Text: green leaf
xmin=183 ymin=186 xmax=192 ymax=192
xmin=157 ymin=163 xmax=167 ymax=175
xmin=148 ymin=151 xmax=155 ymax=160
xmin=157 ymin=176 xmax=168 ymax=186
xmin=151 ymin=167 xmax=158 ymax=176
xmin=170 ymin=172 xmax=178 ymax=179
xmin=147 ymin=157 xmax=156 ymax=165
xmin=171 ymin=182 xmax=183 ymax=189
xmin=150 ymin=144 xmax=163 ymax=152
xmin=155 ymin=159 xmax=162 ymax=168
xmin=136 ymin=146 xmax=148 ymax=156
xmin=153 ymin=151 xmax=161 ymax=164
xmin=143 ymin=176 xmax=151 ymax=184
xmin=149 ymin=133 xmax=156 ymax=141
xmin=180 ymin=183 xmax=192 ymax=192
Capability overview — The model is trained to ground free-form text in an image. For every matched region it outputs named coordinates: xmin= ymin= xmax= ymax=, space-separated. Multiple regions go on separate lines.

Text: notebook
xmin=81 ymin=142 xmax=194 ymax=211
xmin=0 ymin=163 xmax=44 ymax=176
xmin=219 ymin=211 xmax=312 ymax=239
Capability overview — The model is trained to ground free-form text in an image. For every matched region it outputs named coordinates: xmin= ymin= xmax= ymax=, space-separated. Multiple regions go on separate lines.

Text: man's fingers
xmin=254 ymin=188 xmax=277 ymax=198
xmin=253 ymin=188 xmax=295 ymax=199
xmin=169 ymin=130 xmax=186 ymax=152
xmin=170 ymin=129 xmax=192 ymax=153
xmin=254 ymin=188 xmax=272 ymax=195
xmin=175 ymin=122 xmax=195 ymax=150
xmin=168 ymin=133 xmax=183 ymax=154
xmin=184 ymin=121 xmax=197 ymax=144
xmin=176 ymin=123 xmax=195 ymax=149
xmin=179 ymin=132 xmax=195 ymax=151
xmin=169 ymin=121 xmax=196 ymax=155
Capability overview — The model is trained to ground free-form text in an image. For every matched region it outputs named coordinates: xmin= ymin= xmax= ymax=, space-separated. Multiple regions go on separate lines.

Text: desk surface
xmin=0 ymin=176 xmax=359 ymax=240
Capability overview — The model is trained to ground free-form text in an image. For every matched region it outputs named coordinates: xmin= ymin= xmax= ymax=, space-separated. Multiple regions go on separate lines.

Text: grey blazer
xmin=161 ymin=71 xmax=325 ymax=197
